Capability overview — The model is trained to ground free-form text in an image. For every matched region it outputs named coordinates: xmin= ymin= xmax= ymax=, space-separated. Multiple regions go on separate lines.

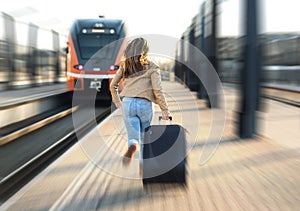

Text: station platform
xmin=1 ymin=81 xmax=299 ymax=210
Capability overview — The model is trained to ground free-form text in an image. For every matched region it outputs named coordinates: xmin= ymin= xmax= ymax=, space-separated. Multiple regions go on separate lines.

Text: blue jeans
xmin=122 ymin=97 xmax=153 ymax=148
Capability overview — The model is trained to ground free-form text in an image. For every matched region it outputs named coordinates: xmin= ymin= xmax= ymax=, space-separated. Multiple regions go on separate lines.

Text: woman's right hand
xmin=115 ymin=101 xmax=122 ymax=109
xmin=161 ymin=110 xmax=170 ymax=120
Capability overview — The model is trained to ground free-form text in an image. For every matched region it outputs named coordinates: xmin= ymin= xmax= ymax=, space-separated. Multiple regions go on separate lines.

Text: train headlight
xmin=109 ymin=29 xmax=115 ymax=34
xmin=74 ymin=64 xmax=84 ymax=70
xmin=82 ymin=28 xmax=87 ymax=34
xmin=110 ymin=65 xmax=119 ymax=70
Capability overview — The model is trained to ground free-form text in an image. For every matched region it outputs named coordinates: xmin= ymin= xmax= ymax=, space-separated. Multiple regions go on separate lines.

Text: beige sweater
xmin=109 ymin=63 xmax=169 ymax=112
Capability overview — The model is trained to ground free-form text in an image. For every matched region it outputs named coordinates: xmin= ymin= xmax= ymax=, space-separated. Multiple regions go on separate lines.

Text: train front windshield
xmin=78 ymin=34 xmax=119 ymax=59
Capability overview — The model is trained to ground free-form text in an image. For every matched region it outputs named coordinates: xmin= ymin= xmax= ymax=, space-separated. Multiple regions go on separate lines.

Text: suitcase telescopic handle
xmin=158 ymin=116 xmax=173 ymax=125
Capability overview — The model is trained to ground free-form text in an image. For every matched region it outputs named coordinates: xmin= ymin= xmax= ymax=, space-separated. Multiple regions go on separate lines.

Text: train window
xmin=77 ymin=34 xmax=118 ymax=59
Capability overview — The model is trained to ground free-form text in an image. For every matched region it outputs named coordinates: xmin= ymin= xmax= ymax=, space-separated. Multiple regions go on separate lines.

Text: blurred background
xmin=0 ymin=0 xmax=299 ymax=206
xmin=1 ymin=0 xmax=300 ymax=88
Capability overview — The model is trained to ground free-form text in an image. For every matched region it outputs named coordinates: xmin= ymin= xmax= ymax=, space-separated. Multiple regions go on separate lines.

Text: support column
xmin=198 ymin=3 xmax=207 ymax=99
xmin=239 ymin=0 xmax=261 ymax=138
xmin=203 ymin=0 xmax=218 ymax=108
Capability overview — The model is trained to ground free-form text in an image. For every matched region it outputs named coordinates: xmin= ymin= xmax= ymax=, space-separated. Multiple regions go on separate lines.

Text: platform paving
xmin=1 ymin=81 xmax=299 ymax=211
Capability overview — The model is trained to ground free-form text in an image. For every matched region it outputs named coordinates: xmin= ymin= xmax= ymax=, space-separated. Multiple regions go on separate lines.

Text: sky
xmin=216 ymin=0 xmax=300 ymax=36
xmin=1 ymin=0 xmax=202 ymax=38
xmin=1 ymin=0 xmax=300 ymax=39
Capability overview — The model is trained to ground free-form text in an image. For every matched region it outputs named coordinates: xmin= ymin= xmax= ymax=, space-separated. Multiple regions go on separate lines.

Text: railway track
xmin=0 ymin=94 xmax=112 ymax=202
xmin=261 ymin=86 xmax=300 ymax=107
xmin=224 ymin=82 xmax=300 ymax=107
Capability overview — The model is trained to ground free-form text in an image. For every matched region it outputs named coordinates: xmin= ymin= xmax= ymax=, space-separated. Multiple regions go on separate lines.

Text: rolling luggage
xmin=142 ymin=117 xmax=186 ymax=184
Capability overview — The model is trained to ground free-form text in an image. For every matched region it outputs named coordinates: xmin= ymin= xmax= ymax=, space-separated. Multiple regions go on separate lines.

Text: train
xmin=66 ymin=17 xmax=127 ymax=100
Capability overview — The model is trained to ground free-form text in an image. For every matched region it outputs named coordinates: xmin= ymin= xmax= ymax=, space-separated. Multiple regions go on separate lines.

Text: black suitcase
xmin=142 ymin=117 xmax=186 ymax=184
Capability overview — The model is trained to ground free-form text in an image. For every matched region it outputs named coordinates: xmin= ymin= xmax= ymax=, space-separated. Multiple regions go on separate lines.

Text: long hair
xmin=123 ymin=37 xmax=149 ymax=78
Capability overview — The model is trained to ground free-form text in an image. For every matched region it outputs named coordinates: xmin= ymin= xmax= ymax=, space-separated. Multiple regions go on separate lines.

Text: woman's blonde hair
xmin=123 ymin=37 xmax=149 ymax=78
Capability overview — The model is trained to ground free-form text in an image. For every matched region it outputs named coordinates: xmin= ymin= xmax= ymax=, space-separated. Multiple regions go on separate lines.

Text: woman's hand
xmin=161 ymin=110 xmax=170 ymax=120
xmin=115 ymin=101 xmax=122 ymax=109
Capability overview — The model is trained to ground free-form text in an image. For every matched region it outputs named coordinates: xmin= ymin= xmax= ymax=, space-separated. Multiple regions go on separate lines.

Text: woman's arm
xmin=109 ymin=68 xmax=123 ymax=107
xmin=151 ymin=69 xmax=170 ymax=120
